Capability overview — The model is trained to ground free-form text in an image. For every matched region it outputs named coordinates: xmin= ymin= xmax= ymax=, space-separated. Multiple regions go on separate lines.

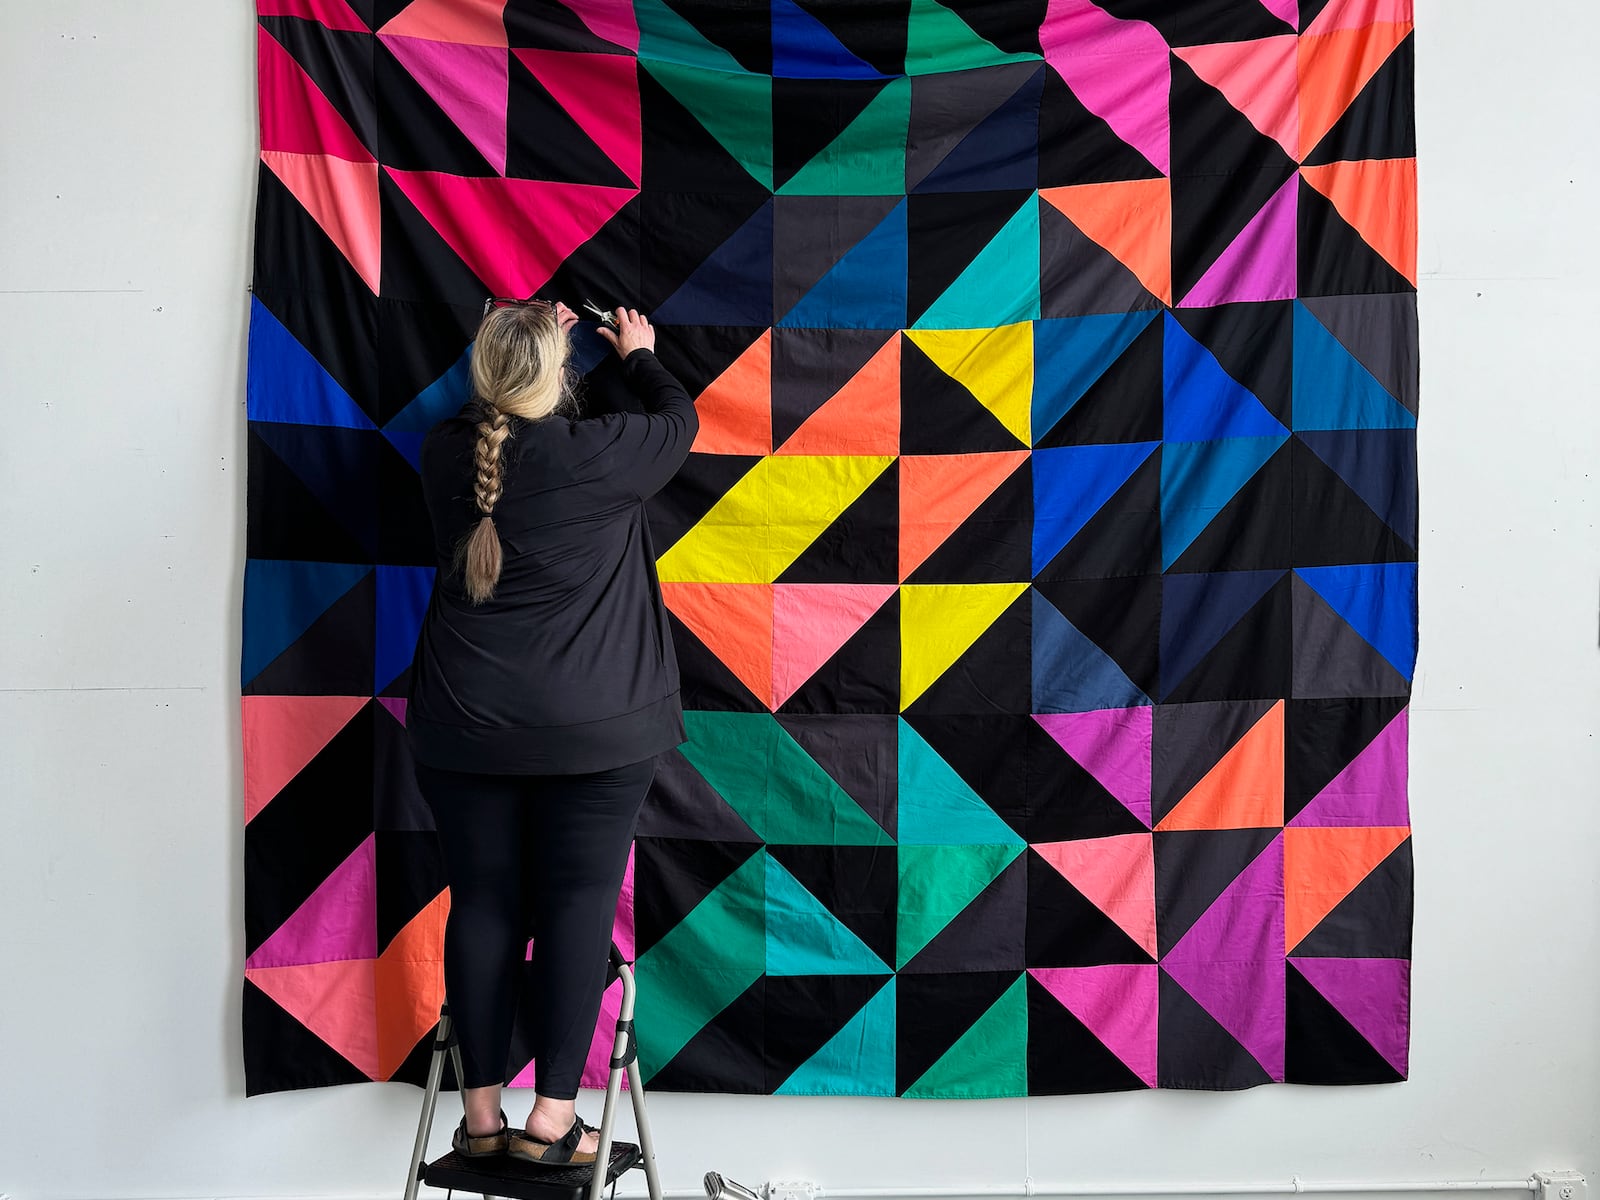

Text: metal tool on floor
xmin=404 ymin=944 xmax=663 ymax=1200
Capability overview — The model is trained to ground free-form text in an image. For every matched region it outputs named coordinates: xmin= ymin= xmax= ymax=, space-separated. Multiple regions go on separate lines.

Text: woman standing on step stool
xmin=406 ymin=298 xmax=696 ymax=1168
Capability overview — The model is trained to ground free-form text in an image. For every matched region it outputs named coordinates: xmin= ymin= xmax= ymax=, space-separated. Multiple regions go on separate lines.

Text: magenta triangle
xmin=1030 ymin=965 xmax=1158 ymax=1086
xmin=1179 ymin=171 xmax=1297 ymax=307
xmin=1260 ymin=0 xmax=1298 ymax=26
xmin=1034 ymin=708 xmax=1152 ymax=827
xmin=1291 ymin=957 xmax=1410 ymax=1076
xmin=377 ymin=696 xmax=408 ymax=726
xmin=381 ymin=36 xmax=508 ymax=175
xmin=246 ymin=835 xmax=377 ymax=968
xmin=1290 ymin=708 xmax=1409 ymax=827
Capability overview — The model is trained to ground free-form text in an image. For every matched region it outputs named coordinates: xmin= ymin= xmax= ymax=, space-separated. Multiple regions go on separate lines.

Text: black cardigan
xmin=406 ymin=347 xmax=697 ymax=775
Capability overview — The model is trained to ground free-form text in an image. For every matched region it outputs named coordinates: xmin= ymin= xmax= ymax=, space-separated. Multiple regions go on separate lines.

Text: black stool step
xmin=422 ymin=1142 xmax=643 ymax=1200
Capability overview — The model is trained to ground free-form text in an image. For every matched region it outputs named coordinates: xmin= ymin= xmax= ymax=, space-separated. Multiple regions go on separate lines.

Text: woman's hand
xmin=596 ymin=307 xmax=655 ymax=358
xmin=554 ymin=301 xmax=579 ymax=334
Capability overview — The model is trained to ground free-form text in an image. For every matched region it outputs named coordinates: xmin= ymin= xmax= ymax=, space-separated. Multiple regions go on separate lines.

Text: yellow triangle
xmin=904 ymin=322 xmax=1032 ymax=447
xmin=656 ymin=455 xmax=895 ymax=584
xmin=900 ymin=583 xmax=1028 ymax=709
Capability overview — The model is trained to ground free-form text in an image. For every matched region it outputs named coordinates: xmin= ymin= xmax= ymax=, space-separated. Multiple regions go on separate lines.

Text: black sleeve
xmin=582 ymin=348 xmax=699 ymax=500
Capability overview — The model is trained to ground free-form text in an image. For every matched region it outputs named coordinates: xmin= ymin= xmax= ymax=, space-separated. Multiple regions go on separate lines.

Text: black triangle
xmin=1026 ymin=849 xmax=1155 ymax=966
xmin=1292 ymin=438 xmax=1417 ymax=566
xmin=902 ymin=855 xmax=1027 ymax=974
xmin=387 ymin=1013 xmax=458 ymax=1089
xmin=547 ymin=195 xmax=646 ymax=316
xmin=1285 ymin=962 xmax=1406 ymax=1083
xmin=904 ymin=586 xmax=1032 ymax=715
xmin=1170 ymin=301 xmax=1294 ymax=427
xmin=1028 ymin=723 xmax=1150 ymax=841
xmin=1098 ymin=0 xmax=1294 ymax=44
xmin=671 ymin=0 xmax=772 ymax=73
xmin=764 ymin=975 xmax=894 ymax=1090
xmin=1034 ymin=451 xmax=1163 ymax=583
xmin=1298 ymin=176 xmax=1415 ymax=299
xmin=375 ymin=435 xmax=437 ymax=566
xmin=666 ymin=608 xmax=770 ymax=713
xmin=647 ymin=454 xmax=762 ymax=557
xmin=244 ymin=571 xmax=376 ymax=696
xmin=366 ymin=0 xmax=409 ymax=27
xmin=375 ymin=303 xmax=476 ymax=427
xmin=647 ymin=974 xmax=768 ymax=1092
xmin=792 ymin=0 xmax=909 ymax=76
xmin=247 ymin=431 xmax=373 ymax=563
xmin=505 ymin=0 xmax=624 ymax=52
xmin=243 ymin=977 xmax=372 ymax=1094
xmin=906 ymin=191 xmax=1033 ymax=326
xmin=899 ymin=714 xmax=1032 ymax=840
xmin=941 ymin=0 xmax=1047 ymax=54
xmin=1299 ymin=0 xmax=1334 ymax=31
xmin=639 ymin=748 xmax=764 ymax=842
xmin=776 ymin=714 xmax=899 ymax=839
xmin=1292 ymin=838 xmax=1413 ymax=958
xmin=1304 ymin=32 xmax=1415 ymax=166
xmin=1036 ymin=318 xmax=1163 ymax=449
xmin=653 ymin=324 xmax=770 ymax=403
xmin=1026 ymin=974 xmax=1149 ymax=1094
xmin=259 ymin=20 xmax=377 ymax=151
xmin=641 ymin=194 xmax=772 ymax=316
xmin=1154 ymin=828 xmax=1278 ymax=956
xmin=774 ymin=77 xmax=891 ymax=191
xmin=896 ymin=970 xmax=1016 ymax=1095
xmin=373 ymin=39 xmax=497 ymax=176
xmin=1152 ymin=698 xmax=1277 ymax=825
xmin=634 ymin=837 xmax=764 ymax=959
xmin=1033 ymin=575 xmax=1161 ymax=700
xmin=1289 ymin=574 xmax=1413 ymax=699
xmin=640 ymin=68 xmax=772 ymax=199
xmin=906 ymin=460 xmax=1032 ymax=585
xmin=1039 ymin=200 xmax=1164 ymax=319
xmin=1168 ymin=441 xmax=1294 ymax=575
xmin=775 ymin=462 xmax=899 ymax=585
xmin=373 ymin=701 xmax=435 ymax=831
xmin=900 ymin=338 xmax=1025 ymax=454
xmin=775 ymin=590 xmax=900 ymax=715
xmin=1162 ymin=573 xmax=1293 ymax=704
xmin=767 ymin=844 xmax=898 ymax=969
xmin=772 ymin=326 xmax=896 ymax=447
xmin=374 ymin=830 xmax=446 ymax=954
xmin=379 ymin=167 xmax=495 ymax=304
xmin=506 ymin=54 xmax=637 ymax=187
xmin=774 ymin=195 xmax=904 ymax=320
xmin=249 ymin=423 xmax=379 ymax=558
xmin=1157 ymin=968 xmax=1274 ymax=1088
xmin=1285 ymin=697 xmax=1409 ymax=821
xmin=1037 ymin=63 xmax=1164 ymax=187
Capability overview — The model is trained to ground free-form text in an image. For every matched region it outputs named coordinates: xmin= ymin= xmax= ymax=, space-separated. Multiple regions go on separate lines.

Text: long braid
xmin=462 ymin=402 xmax=511 ymax=604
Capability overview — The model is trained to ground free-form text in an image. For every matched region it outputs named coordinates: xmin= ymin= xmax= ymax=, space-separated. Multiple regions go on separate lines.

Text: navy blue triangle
xmin=1160 ymin=570 xmax=1285 ymax=699
xmin=915 ymin=64 xmax=1044 ymax=194
xmin=656 ymin=199 xmax=775 ymax=328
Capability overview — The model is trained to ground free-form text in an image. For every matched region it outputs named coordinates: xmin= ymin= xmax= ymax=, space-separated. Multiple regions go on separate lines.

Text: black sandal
xmin=508 ymin=1117 xmax=597 ymax=1167
xmin=451 ymin=1109 xmax=510 ymax=1158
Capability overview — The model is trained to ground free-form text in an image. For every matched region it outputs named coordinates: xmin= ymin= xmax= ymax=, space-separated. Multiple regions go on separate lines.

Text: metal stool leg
xmin=404 ymin=1006 xmax=454 ymax=1200
xmin=588 ymin=955 xmax=662 ymax=1200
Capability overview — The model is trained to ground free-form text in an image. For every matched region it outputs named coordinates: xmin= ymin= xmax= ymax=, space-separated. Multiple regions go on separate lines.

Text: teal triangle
xmin=1032 ymin=311 xmax=1158 ymax=443
xmin=1032 ymin=589 xmax=1152 ymax=712
xmin=898 ymin=719 xmax=1024 ymax=846
xmin=765 ymin=856 xmax=892 ymax=976
xmin=242 ymin=560 xmax=371 ymax=685
xmin=385 ymin=348 xmax=471 ymax=434
xmin=1160 ymin=436 xmax=1285 ymax=570
xmin=775 ymin=978 xmax=895 ymax=1095
xmin=1164 ymin=313 xmax=1286 ymax=440
xmin=779 ymin=199 xmax=907 ymax=330
xmin=1292 ymin=302 xmax=1416 ymax=431
xmin=912 ymin=193 xmax=1040 ymax=329
xmin=247 ymin=298 xmax=375 ymax=430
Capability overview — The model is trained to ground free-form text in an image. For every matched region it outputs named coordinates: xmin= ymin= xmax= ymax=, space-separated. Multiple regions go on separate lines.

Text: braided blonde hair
xmin=460 ymin=302 xmax=571 ymax=604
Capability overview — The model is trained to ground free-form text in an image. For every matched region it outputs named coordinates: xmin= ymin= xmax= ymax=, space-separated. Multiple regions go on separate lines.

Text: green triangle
xmin=903 ymin=973 xmax=1028 ymax=1097
xmin=779 ymin=77 xmax=910 ymax=196
xmin=766 ymin=855 xmax=892 ymax=975
xmin=643 ymin=59 xmax=773 ymax=191
xmin=898 ymin=719 xmax=1024 ymax=846
xmin=905 ymin=0 xmax=1041 ymax=76
xmin=681 ymin=712 xmax=893 ymax=845
xmin=636 ymin=0 xmax=747 ymax=73
xmin=635 ymin=848 xmax=766 ymax=1079
xmin=897 ymin=843 xmax=1023 ymax=968
xmin=775 ymin=978 xmax=896 ymax=1095
xmin=912 ymin=193 xmax=1040 ymax=329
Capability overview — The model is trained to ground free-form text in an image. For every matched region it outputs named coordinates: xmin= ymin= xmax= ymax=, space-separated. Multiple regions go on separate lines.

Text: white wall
xmin=1 ymin=2 xmax=1595 ymax=1198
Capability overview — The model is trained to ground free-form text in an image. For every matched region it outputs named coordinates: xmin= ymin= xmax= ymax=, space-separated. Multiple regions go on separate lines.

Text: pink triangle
xmin=1033 ymin=834 xmax=1156 ymax=958
xmin=247 ymin=835 xmax=378 ymax=968
xmin=1033 ymin=708 xmax=1152 ymax=828
xmin=247 ymin=958 xmax=379 ymax=1077
xmin=1260 ymin=0 xmax=1298 ymax=27
xmin=1030 ymin=965 xmax=1158 ymax=1086
xmin=1291 ymin=957 xmax=1410 ymax=1076
xmin=258 ymin=0 xmax=369 ymax=31
xmin=380 ymin=37 xmax=508 ymax=175
xmin=1164 ymin=834 xmax=1285 ymax=1080
xmin=387 ymin=170 xmax=635 ymax=298
xmin=558 ymin=0 xmax=638 ymax=52
xmin=258 ymin=27 xmax=372 ymax=161
xmin=772 ymin=584 xmax=897 ymax=709
xmin=262 ymin=151 xmax=383 ymax=295
xmin=1304 ymin=0 xmax=1411 ymax=34
xmin=379 ymin=0 xmax=507 ymax=45
xmin=1290 ymin=708 xmax=1409 ymax=827
xmin=1179 ymin=171 xmax=1297 ymax=307
xmin=1173 ymin=36 xmax=1298 ymax=159
xmin=242 ymin=695 xmax=369 ymax=823
xmin=1041 ymin=0 xmax=1171 ymax=176
xmin=514 ymin=48 xmax=641 ymax=185
xmin=377 ymin=696 xmax=408 ymax=726
xmin=612 ymin=844 xmax=636 ymax=963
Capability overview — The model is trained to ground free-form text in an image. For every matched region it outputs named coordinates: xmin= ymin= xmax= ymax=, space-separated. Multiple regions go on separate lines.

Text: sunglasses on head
xmin=481 ymin=295 xmax=553 ymax=317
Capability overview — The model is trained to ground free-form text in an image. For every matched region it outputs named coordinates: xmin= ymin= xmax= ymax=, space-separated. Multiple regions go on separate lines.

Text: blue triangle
xmin=385 ymin=431 xmax=427 ymax=472
xmin=1032 ymin=590 xmax=1152 ymax=712
xmin=1032 ymin=442 xmax=1159 ymax=574
xmin=656 ymin=199 xmax=774 ymax=328
xmin=1032 ymin=311 xmax=1158 ymax=443
xmin=1159 ymin=569 xmax=1284 ymax=698
xmin=1159 ymin=436 xmax=1284 ymax=570
xmin=775 ymin=977 xmax=895 ymax=1095
xmin=1163 ymin=313 xmax=1286 ymax=441
xmin=1292 ymin=302 xmax=1416 ymax=431
xmin=1298 ymin=429 xmax=1417 ymax=545
xmin=247 ymin=298 xmax=375 ymax=430
xmin=1296 ymin=564 xmax=1417 ymax=680
xmin=771 ymin=0 xmax=887 ymax=78
xmin=765 ymin=856 xmax=892 ymax=976
xmin=779 ymin=199 xmax=907 ymax=330
xmin=375 ymin=566 xmax=436 ymax=694
xmin=915 ymin=65 xmax=1043 ymax=193
xmin=898 ymin=719 xmax=1024 ymax=846
xmin=385 ymin=348 xmax=471 ymax=434
xmin=242 ymin=560 xmax=371 ymax=685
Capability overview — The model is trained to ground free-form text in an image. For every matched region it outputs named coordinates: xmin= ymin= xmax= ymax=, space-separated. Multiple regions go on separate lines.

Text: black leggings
xmin=414 ymin=758 xmax=653 ymax=1098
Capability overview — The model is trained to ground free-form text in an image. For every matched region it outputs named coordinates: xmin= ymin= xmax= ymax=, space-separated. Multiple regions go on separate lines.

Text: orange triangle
xmin=1284 ymin=825 xmax=1410 ymax=951
xmin=262 ymin=152 xmax=382 ymax=295
xmin=1300 ymin=158 xmax=1416 ymax=284
xmin=242 ymin=695 xmax=369 ymax=823
xmin=691 ymin=329 xmax=773 ymax=456
xmin=378 ymin=0 xmax=507 ymax=45
xmin=1040 ymin=179 xmax=1171 ymax=305
xmin=376 ymin=888 xmax=449 ymax=1079
xmin=772 ymin=584 xmax=897 ymax=707
xmin=778 ymin=335 xmax=900 ymax=456
xmin=1157 ymin=700 xmax=1285 ymax=831
xmin=899 ymin=452 xmax=1029 ymax=581
xmin=660 ymin=583 xmax=775 ymax=708
xmin=246 ymin=959 xmax=379 ymax=1077
xmin=1033 ymin=835 xmax=1156 ymax=958
xmin=1298 ymin=21 xmax=1411 ymax=160
xmin=1174 ymin=37 xmax=1299 ymax=159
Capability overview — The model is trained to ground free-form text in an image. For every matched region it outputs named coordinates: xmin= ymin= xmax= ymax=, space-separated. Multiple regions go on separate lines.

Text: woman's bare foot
xmin=524 ymin=1094 xmax=599 ymax=1155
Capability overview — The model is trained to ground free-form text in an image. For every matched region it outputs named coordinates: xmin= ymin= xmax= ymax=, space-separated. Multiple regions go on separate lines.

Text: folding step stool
xmin=404 ymin=944 xmax=663 ymax=1200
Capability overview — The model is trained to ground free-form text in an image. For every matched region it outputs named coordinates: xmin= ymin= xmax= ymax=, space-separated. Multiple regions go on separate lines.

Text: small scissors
xmin=581 ymin=298 xmax=619 ymax=327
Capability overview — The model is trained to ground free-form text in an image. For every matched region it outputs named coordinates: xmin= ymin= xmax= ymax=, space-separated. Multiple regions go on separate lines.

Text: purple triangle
xmin=1291 ymin=957 xmax=1410 ymax=1076
xmin=245 ymin=834 xmax=377 ymax=968
xmin=381 ymin=36 xmax=508 ymax=175
xmin=1034 ymin=708 xmax=1152 ymax=827
xmin=1030 ymin=965 xmax=1158 ymax=1086
xmin=1179 ymin=172 xmax=1297 ymax=308
xmin=1163 ymin=834 xmax=1285 ymax=1079
xmin=1290 ymin=708 xmax=1409 ymax=827
xmin=377 ymin=696 xmax=408 ymax=727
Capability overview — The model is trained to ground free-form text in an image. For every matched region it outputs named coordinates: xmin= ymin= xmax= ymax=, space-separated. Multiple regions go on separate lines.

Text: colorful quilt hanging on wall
xmin=243 ymin=0 xmax=1418 ymax=1097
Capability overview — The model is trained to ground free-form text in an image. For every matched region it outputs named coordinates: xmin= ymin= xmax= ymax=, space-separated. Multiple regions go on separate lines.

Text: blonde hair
xmin=461 ymin=303 xmax=572 ymax=604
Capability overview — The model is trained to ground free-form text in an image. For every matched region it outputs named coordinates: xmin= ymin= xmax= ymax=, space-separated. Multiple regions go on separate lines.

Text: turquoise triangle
xmin=1293 ymin=302 xmax=1416 ymax=431
xmin=1032 ymin=311 xmax=1158 ymax=441
xmin=765 ymin=856 xmax=892 ymax=976
xmin=1160 ymin=436 xmax=1285 ymax=570
xmin=385 ymin=348 xmax=471 ymax=434
xmin=898 ymin=719 xmax=1024 ymax=846
xmin=775 ymin=978 xmax=895 ymax=1095
xmin=913 ymin=193 xmax=1039 ymax=329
